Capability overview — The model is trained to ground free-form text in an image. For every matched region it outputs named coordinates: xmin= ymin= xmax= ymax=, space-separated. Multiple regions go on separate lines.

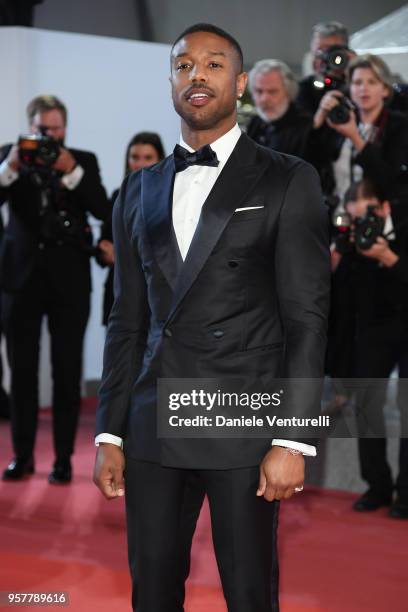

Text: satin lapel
xmin=141 ymin=158 xmax=178 ymax=291
xmin=167 ymin=134 xmax=269 ymax=322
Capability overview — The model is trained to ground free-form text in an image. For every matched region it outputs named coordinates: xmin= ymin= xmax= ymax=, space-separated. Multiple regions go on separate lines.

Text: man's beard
xmin=257 ymin=99 xmax=290 ymax=122
xmin=173 ymin=94 xmax=236 ymax=131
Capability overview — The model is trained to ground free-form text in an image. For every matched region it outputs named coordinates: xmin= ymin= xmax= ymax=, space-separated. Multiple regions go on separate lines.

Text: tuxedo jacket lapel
xmin=167 ymin=134 xmax=270 ymax=322
xmin=141 ymin=158 xmax=181 ymax=291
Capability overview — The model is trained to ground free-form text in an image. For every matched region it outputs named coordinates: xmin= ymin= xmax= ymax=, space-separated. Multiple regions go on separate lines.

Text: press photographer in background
xmin=312 ymin=54 xmax=408 ymax=208
xmin=97 ymin=132 xmax=165 ymax=326
xmin=296 ymin=21 xmax=352 ymax=116
xmin=329 ymin=179 xmax=408 ymax=519
xmin=0 ymin=95 xmax=109 ymax=483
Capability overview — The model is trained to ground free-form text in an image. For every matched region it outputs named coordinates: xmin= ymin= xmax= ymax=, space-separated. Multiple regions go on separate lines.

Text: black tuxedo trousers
xmin=125 ymin=459 xmax=280 ymax=612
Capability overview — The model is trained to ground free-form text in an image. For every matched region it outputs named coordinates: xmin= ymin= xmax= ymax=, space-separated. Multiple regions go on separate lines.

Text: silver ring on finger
xmin=294 ymin=486 xmax=304 ymax=493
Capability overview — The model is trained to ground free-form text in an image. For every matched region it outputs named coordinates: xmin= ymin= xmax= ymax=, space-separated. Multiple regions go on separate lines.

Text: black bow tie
xmin=173 ymin=143 xmax=219 ymax=172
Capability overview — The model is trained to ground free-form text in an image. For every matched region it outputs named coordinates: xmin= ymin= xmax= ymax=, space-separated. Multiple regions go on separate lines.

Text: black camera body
xmin=313 ymin=44 xmax=355 ymax=124
xmin=18 ymin=134 xmax=60 ymax=167
xmin=333 ymin=206 xmax=385 ymax=254
xmin=354 ymin=206 xmax=384 ymax=250
xmin=327 ymin=94 xmax=355 ymax=125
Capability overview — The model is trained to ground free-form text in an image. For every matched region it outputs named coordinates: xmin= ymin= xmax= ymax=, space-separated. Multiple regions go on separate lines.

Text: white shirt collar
xmin=179 ymin=123 xmax=242 ymax=166
xmin=383 ymin=213 xmax=395 ymax=238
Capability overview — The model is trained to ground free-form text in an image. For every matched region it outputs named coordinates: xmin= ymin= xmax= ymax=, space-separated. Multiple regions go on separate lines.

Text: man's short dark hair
xmin=172 ymin=23 xmax=244 ymax=72
xmin=344 ymin=179 xmax=387 ymax=206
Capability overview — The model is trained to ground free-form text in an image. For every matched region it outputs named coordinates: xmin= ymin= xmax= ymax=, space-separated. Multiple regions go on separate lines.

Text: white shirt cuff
xmin=61 ymin=164 xmax=84 ymax=190
xmin=272 ymin=439 xmax=317 ymax=456
xmin=95 ymin=433 xmax=123 ymax=448
xmin=0 ymin=159 xmax=19 ymax=186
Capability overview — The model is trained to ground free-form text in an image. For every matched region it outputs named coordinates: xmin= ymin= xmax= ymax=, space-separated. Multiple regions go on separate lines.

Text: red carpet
xmin=0 ymin=402 xmax=407 ymax=611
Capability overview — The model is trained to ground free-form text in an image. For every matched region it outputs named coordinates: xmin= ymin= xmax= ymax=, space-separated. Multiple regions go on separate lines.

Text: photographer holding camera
xmin=0 ymin=95 xmax=109 ymax=483
xmin=296 ymin=21 xmax=352 ymax=116
xmin=312 ymin=54 xmax=408 ymax=206
xmin=330 ymin=179 xmax=408 ymax=519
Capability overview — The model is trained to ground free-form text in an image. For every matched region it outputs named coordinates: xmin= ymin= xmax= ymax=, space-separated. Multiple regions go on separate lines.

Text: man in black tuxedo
xmin=94 ymin=24 xmax=330 ymax=611
xmin=0 ymin=95 xmax=109 ymax=483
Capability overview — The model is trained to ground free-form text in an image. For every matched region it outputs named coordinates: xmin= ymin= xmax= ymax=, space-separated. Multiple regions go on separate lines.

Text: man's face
xmin=170 ymin=31 xmax=247 ymax=131
xmin=346 ymin=197 xmax=389 ymax=220
xmin=251 ymin=70 xmax=290 ymax=121
xmin=311 ymin=34 xmax=347 ymax=75
xmin=30 ymin=109 xmax=66 ymax=143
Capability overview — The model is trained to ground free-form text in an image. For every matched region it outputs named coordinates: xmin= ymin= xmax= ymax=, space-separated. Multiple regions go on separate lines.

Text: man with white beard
xmin=246 ymin=59 xmax=313 ymax=160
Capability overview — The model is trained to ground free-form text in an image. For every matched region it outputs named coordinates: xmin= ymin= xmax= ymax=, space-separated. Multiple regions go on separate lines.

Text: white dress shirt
xmin=96 ymin=124 xmax=316 ymax=456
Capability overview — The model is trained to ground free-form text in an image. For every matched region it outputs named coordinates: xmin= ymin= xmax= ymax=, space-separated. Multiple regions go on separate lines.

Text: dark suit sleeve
xmin=389 ymin=231 xmax=408 ymax=284
xmin=0 ymin=144 xmax=13 ymax=206
xmin=95 ymin=189 xmax=117 ymax=269
xmin=275 ymin=162 xmax=331 ymax=438
xmin=70 ymin=151 xmax=110 ymax=221
xmin=96 ymin=176 xmax=150 ymax=437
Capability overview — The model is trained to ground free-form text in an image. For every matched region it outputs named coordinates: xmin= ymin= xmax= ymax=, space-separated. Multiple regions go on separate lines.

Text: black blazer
xmin=0 ymin=145 xmax=109 ymax=293
xmin=246 ymin=103 xmax=313 ymax=160
xmin=96 ymin=134 xmax=331 ymax=469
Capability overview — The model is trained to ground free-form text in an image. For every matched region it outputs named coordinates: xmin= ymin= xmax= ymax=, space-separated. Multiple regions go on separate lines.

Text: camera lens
xmin=327 ymin=103 xmax=350 ymax=125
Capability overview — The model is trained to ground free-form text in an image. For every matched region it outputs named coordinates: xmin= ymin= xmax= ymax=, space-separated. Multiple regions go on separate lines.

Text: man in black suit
xmin=246 ymin=59 xmax=313 ymax=159
xmin=93 ymin=24 xmax=330 ymax=611
xmin=0 ymin=95 xmax=109 ymax=483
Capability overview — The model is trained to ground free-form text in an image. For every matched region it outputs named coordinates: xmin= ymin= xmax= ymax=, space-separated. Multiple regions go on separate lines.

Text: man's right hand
xmin=93 ymin=443 xmax=125 ymax=500
xmin=6 ymin=144 xmax=20 ymax=172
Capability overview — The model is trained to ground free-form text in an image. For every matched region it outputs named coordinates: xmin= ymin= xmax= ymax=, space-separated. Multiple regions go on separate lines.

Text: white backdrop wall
xmin=0 ymin=27 xmax=179 ymax=405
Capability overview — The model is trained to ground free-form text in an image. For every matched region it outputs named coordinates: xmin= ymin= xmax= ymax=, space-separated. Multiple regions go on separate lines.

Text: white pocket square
xmin=234 ymin=205 xmax=264 ymax=212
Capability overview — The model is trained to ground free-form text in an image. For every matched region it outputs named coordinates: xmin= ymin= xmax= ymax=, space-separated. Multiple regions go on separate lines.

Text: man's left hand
xmin=53 ymin=147 xmax=77 ymax=174
xmin=257 ymin=446 xmax=305 ymax=501
xmin=359 ymin=236 xmax=399 ymax=267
